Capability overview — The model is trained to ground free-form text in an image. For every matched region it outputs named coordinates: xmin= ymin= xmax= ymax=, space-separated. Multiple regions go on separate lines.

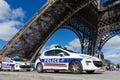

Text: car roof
xmin=44 ymin=46 xmax=77 ymax=54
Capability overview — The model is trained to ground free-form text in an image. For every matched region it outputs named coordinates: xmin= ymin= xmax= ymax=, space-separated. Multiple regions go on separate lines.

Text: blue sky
xmin=0 ymin=0 xmax=120 ymax=63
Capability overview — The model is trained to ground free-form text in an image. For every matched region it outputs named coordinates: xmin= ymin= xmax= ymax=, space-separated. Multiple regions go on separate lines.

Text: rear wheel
xmin=3 ymin=70 xmax=7 ymax=71
xmin=86 ymin=70 xmax=95 ymax=74
xmin=69 ymin=60 xmax=83 ymax=74
xmin=36 ymin=63 xmax=43 ymax=73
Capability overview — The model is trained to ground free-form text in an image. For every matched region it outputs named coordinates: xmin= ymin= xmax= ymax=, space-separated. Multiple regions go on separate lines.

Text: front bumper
xmin=15 ymin=65 xmax=31 ymax=71
xmin=82 ymin=60 xmax=103 ymax=70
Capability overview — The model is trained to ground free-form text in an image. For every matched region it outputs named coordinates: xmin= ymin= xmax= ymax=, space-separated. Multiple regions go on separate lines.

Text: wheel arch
xmin=36 ymin=62 xmax=44 ymax=73
xmin=36 ymin=62 xmax=43 ymax=69
xmin=68 ymin=59 xmax=83 ymax=70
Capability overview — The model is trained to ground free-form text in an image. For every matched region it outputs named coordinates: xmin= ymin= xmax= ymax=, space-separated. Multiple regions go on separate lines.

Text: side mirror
xmin=59 ymin=53 xmax=64 ymax=57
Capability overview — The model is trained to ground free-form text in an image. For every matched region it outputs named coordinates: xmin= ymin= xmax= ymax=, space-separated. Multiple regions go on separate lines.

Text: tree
xmin=104 ymin=59 xmax=112 ymax=65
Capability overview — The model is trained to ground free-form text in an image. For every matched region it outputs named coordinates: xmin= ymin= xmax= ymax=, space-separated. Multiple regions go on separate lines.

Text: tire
xmin=54 ymin=70 xmax=59 ymax=73
xmin=3 ymin=70 xmax=6 ymax=71
xmin=36 ymin=63 xmax=43 ymax=73
xmin=69 ymin=60 xmax=83 ymax=74
xmin=86 ymin=70 xmax=95 ymax=74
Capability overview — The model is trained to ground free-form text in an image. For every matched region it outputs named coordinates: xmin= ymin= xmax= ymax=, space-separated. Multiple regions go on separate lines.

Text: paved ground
xmin=0 ymin=71 xmax=120 ymax=80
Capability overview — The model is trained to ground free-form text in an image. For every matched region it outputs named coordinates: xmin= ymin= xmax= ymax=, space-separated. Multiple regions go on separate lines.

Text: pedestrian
xmin=117 ymin=64 xmax=119 ymax=71
xmin=113 ymin=65 xmax=116 ymax=71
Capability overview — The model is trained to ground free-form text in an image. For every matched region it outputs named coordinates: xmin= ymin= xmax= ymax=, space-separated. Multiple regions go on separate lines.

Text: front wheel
xmin=69 ymin=60 xmax=83 ymax=74
xmin=36 ymin=63 xmax=43 ymax=73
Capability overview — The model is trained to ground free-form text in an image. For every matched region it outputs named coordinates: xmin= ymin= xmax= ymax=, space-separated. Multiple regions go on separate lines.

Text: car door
xmin=43 ymin=49 xmax=69 ymax=69
xmin=55 ymin=49 xmax=70 ymax=69
xmin=43 ymin=50 xmax=60 ymax=69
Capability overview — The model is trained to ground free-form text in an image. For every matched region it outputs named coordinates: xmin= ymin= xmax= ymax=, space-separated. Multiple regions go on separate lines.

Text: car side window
xmin=64 ymin=52 xmax=70 ymax=56
xmin=55 ymin=50 xmax=70 ymax=56
xmin=54 ymin=50 xmax=61 ymax=56
xmin=44 ymin=50 xmax=55 ymax=56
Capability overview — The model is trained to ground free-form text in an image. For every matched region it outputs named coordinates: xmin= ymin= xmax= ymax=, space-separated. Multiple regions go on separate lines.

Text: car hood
xmin=14 ymin=61 xmax=30 ymax=65
xmin=70 ymin=53 xmax=100 ymax=61
xmin=79 ymin=54 xmax=100 ymax=61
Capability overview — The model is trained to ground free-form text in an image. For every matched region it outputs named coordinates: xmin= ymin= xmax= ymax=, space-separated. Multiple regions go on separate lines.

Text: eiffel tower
xmin=0 ymin=0 xmax=120 ymax=62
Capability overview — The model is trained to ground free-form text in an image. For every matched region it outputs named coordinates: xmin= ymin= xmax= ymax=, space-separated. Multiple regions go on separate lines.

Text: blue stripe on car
xmin=2 ymin=63 xmax=15 ymax=67
xmin=39 ymin=58 xmax=83 ymax=63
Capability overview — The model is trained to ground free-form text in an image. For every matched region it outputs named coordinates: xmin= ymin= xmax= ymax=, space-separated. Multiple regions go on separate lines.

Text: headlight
xmin=27 ymin=62 xmax=30 ymax=65
xmin=25 ymin=62 xmax=30 ymax=65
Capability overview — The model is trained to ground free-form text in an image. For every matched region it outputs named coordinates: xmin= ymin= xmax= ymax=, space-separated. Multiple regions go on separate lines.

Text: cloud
xmin=106 ymin=53 xmax=120 ymax=63
xmin=66 ymin=38 xmax=81 ymax=52
xmin=0 ymin=0 xmax=10 ymax=21
xmin=102 ymin=35 xmax=120 ymax=63
xmin=11 ymin=8 xmax=24 ymax=21
xmin=103 ymin=35 xmax=120 ymax=49
xmin=0 ymin=21 xmax=20 ymax=41
xmin=69 ymin=38 xmax=81 ymax=48
xmin=0 ymin=0 xmax=24 ymax=41
xmin=106 ymin=53 xmax=120 ymax=59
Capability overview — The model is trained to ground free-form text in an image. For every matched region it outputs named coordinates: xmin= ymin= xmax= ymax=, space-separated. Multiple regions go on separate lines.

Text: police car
xmin=35 ymin=46 xmax=103 ymax=74
xmin=1 ymin=57 xmax=31 ymax=71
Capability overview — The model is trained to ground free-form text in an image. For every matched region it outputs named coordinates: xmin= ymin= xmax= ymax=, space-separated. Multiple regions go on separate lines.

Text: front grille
xmin=93 ymin=61 xmax=103 ymax=67
xmin=20 ymin=65 xmax=31 ymax=68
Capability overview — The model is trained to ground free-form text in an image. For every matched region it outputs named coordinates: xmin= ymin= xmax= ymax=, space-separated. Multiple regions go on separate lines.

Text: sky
xmin=0 ymin=0 xmax=120 ymax=63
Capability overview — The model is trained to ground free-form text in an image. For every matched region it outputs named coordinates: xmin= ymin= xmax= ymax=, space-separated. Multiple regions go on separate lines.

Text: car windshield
xmin=66 ymin=49 xmax=77 ymax=53
xmin=13 ymin=58 xmax=24 ymax=62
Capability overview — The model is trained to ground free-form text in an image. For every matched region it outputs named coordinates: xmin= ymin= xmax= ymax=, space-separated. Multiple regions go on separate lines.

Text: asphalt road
xmin=0 ymin=71 xmax=120 ymax=80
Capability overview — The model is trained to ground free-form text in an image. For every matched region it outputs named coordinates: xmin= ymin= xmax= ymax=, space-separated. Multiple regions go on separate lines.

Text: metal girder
xmin=1 ymin=0 xmax=95 ymax=62
xmin=65 ymin=18 xmax=91 ymax=55
xmin=94 ymin=4 xmax=120 ymax=54
xmin=97 ymin=29 xmax=120 ymax=51
xmin=96 ymin=24 xmax=120 ymax=51
xmin=98 ymin=4 xmax=120 ymax=28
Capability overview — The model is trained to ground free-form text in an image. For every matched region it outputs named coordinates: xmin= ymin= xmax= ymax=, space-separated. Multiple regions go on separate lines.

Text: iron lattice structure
xmin=0 ymin=0 xmax=120 ymax=62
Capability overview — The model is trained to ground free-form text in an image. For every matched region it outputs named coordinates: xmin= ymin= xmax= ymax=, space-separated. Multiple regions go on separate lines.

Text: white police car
xmin=1 ymin=57 xmax=31 ymax=71
xmin=35 ymin=46 xmax=103 ymax=74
